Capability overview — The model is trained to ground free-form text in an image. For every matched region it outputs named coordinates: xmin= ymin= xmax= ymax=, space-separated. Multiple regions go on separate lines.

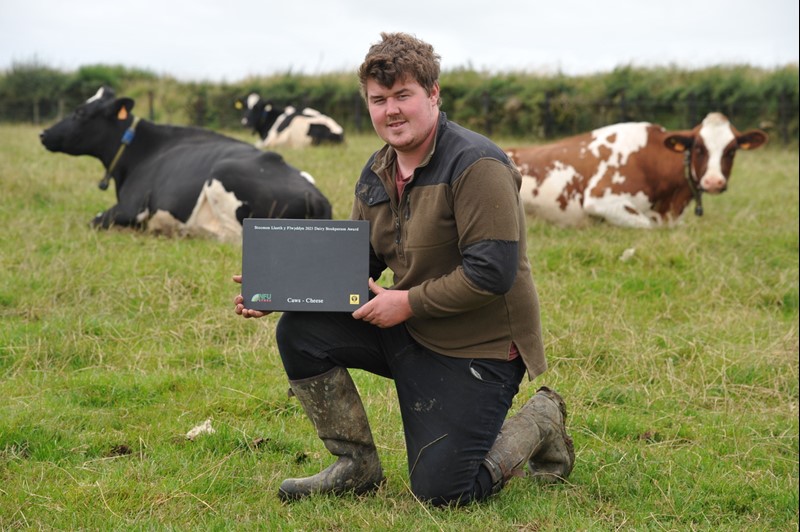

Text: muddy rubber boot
xmin=483 ymin=386 xmax=575 ymax=493
xmin=278 ymin=366 xmax=384 ymax=501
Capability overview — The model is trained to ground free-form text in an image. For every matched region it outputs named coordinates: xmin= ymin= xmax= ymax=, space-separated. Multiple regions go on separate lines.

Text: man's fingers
xmin=368 ymin=277 xmax=384 ymax=294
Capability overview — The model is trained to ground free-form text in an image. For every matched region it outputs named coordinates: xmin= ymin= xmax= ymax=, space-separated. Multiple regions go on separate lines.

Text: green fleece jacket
xmin=351 ymin=113 xmax=546 ymax=379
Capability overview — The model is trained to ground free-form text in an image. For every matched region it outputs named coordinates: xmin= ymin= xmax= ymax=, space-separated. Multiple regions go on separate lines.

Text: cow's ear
xmin=664 ymin=134 xmax=693 ymax=153
xmin=111 ymin=98 xmax=135 ymax=121
xmin=737 ymin=129 xmax=768 ymax=150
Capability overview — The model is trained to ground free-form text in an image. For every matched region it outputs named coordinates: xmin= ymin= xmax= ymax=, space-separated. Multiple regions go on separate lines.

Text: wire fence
xmin=3 ymin=68 xmax=798 ymax=144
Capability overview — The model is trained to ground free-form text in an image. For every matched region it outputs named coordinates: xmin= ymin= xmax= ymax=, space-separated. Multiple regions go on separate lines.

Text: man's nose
xmin=386 ymin=98 xmax=400 ymax=115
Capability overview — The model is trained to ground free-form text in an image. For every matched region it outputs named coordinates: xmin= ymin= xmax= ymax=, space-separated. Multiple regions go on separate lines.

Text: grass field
xmin=0 ymin=122 xmax=797 ymax=530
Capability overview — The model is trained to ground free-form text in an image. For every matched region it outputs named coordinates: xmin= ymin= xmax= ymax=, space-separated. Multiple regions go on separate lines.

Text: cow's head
xmin=40 ymin=86 xmax=135 ymax=161
xmin=235 ymin=93 xmax=281 ymax=136
xmin=664 ymin=112 xmax=768 ymax=194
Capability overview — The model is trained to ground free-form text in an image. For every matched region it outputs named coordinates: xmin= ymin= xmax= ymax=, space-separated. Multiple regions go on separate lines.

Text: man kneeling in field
xmin=233 ymin=32 xmax=574 ymax=506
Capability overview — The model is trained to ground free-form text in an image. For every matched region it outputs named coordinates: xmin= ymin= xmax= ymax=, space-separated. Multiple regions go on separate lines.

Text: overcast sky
xmin=1 ymin=0 xmax=797 ymax=82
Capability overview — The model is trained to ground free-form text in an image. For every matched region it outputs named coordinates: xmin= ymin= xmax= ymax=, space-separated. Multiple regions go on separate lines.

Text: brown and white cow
xmin=506 ymin=113 xmax=768 ymax=228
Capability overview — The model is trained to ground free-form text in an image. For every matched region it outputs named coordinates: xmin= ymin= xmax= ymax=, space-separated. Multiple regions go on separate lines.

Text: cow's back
xmin=580 ymin=122 xmax=687 ymax=226
xmin=509 ymin=123 xmax=683 ymax=227
xmin=209 ymin=150 xmax=332 ymax=220
xmin=262 ymin=108 xmax=344 ymax=149
xmin=121 ymin=124 xmax=331 ymax=232
xmin=508 ymin=131 xmax=598 ymax=226
xmin=130 ymin=127 xmax=258 ymax=213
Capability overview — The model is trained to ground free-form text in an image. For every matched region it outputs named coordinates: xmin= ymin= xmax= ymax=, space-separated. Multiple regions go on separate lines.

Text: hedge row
xmin=1 ymin=60 xmax=797 ymax=142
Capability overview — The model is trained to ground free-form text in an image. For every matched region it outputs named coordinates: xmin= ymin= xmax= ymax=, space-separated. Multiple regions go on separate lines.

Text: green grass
xmin=0 ymin=123 xmax=797 ymax=530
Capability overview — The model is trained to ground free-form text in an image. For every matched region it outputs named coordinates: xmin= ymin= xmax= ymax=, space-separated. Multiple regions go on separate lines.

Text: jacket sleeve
xmin=408 ymin=158 xmax=523 ymax=318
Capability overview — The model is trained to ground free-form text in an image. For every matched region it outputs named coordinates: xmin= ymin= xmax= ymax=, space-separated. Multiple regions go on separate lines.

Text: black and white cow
xmin=235 ymin=93 xmax=344 ymax=149
xmin=40 ymin=87 xmax=332 ymax=242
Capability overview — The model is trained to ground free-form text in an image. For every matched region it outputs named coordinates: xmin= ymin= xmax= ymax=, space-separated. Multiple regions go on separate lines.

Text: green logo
xmin=251 ymin=293 xmax=272 ymax=303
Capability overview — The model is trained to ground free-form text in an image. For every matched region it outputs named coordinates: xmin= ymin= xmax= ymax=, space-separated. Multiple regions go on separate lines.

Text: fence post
xmin=618 ymin=90 xmax=628 ymax=122
xmin=148 ymin=90 xmax=155 ymax=121
xmin=482 ymin=90 xmax=492 ymax=137
xmin=779 ymin=88 xmax=789 ymax=145
xmin=687 ymin=92 xmax=697 ymax=126
xmin=353 ymin=92 xmax=363 ymax=133
xmin=193 ymin=93 xmax=207 ymax=127
xmin=542 ymin=91 xmax=552 ymax=139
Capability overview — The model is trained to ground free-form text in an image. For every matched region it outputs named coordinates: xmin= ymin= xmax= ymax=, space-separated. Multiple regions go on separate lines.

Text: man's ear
xmin=430 ymin=81 xmax=441 ymax=106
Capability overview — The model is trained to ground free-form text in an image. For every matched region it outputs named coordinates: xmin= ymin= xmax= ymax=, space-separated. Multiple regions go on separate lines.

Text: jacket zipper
xmin=395 ymin=192 xmax=411 ymax=259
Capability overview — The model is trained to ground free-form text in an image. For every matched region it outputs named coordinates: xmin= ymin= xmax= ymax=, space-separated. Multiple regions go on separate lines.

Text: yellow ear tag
xmin=234 ymin=101 xmax=243 ymax=110
xmin=118 ymin=107 xmax=128 ymax=120
xmin=673 ymin=141 xmax=685 ymax=152
xmin=740 ymin=142 xmax=751 ymax=149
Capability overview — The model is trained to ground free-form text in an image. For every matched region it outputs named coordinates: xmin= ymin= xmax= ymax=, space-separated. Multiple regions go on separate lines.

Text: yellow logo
xmin=349 ymin=294 xmax=360 ymax=305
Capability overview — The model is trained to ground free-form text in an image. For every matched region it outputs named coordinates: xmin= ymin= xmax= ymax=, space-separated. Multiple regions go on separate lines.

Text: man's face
xmin=365 ymin=77 xmax=440 ymax=154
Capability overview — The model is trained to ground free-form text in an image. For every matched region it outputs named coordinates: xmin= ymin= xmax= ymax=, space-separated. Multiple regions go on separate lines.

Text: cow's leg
xmin=584 ymin=193 xmax=657 ymax=228
xmin=91 ymin=204 xmax=144 ymax=229
xmin=91 ymin=206 xmax=123 ymax=229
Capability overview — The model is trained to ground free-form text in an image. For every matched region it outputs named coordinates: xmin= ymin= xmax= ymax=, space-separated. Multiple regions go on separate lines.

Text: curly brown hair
xmin=358 ymin=32 xmax=441 ymax=105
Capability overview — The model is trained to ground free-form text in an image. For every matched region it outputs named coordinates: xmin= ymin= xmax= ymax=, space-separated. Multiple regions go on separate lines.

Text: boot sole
xmin=278 ymin=476 xmax=386 ymax=502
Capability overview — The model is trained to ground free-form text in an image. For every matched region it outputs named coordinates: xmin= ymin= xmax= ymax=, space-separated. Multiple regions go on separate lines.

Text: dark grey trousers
xmin=276 ymin=311 xmax=525 ymax=505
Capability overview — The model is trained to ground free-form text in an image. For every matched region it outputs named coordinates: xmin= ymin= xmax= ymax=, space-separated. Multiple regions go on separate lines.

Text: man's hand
xmin=352 ymin=278 xmax=412 ymax=328
xmin=232 ymin=274 xmax=271 ymax=319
